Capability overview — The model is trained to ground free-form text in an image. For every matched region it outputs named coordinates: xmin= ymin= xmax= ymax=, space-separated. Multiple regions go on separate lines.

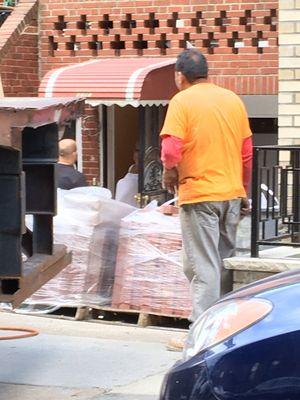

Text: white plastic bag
xmin=115 ymin=173 xmax=138 ymax=207
xmin=70 ymin=186 xmax=112 ymax=199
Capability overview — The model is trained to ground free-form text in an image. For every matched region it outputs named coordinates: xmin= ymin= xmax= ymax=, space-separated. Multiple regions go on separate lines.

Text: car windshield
xmin=221 ymin=268 xmax=300 ymax=300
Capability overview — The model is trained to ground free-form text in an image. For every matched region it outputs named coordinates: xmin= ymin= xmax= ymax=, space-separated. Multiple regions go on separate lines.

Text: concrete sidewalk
xmin=0 ymin=312 xmax=186 ymax=400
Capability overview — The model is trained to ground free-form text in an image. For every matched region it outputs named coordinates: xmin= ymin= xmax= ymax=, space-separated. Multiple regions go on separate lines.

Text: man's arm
xmin=161 ymin=135 xmax=183 ymax=193
xmin=76 ymin=171 xmax=88 ymax=188
xmin=160 ymin=96 xmax=186 ymax=193
xmin=161 ymin=135 xmax=183 ymax=169
xmin=242 ymin=136 xmax=253 ymax=194
xmin=241 ymin=136 xmax=253 ymax=217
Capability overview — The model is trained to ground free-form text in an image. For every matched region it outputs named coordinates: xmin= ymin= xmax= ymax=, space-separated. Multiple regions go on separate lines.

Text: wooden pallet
xmin=74 ymin=305 xmax=189 ymax=328
xmin=17 ymin=302 xmax=189 ymax=328
xmin=38 ymin=304 xmax=188 ymax=329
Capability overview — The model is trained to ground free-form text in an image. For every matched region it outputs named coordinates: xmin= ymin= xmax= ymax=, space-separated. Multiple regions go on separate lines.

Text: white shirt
xmin=115 ymin=173 xmax=138 ymax=207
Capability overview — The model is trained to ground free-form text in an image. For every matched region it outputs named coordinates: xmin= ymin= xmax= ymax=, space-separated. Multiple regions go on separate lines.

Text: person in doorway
xmin=160 ymin=49 xmax=253 ymax=350
xmin=57 ymin=138 xmax=87 ymax=190
xmin=115 ymin=144 xmax=139 ymax=207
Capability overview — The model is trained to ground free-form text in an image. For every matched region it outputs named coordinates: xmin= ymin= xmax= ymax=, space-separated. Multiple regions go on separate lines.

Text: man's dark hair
xmin=175 ymin=49 xmax=208 ymax=83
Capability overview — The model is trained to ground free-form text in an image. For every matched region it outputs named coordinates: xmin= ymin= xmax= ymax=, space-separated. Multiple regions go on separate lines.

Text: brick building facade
xmin=0 ymin=1 xmax=39 ymax=97
xmin=0 ymin=0 xmax=279 ymax=191
xmin=39 ymin=0 xmax=278 ymax=94
xmin=279 ymin=0 xmax=300 ymax=147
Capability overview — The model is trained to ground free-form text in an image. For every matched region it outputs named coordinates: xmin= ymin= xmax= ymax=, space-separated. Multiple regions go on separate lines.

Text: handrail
xmin=251 ymin=145 xmax=300 ymax=257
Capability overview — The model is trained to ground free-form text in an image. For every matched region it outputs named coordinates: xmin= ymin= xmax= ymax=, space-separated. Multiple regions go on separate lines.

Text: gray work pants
xmin=180 ymin=199 xmax=241 ymax=322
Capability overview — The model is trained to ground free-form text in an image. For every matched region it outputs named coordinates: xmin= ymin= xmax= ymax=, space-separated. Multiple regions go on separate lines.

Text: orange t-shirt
xmin=160 ymin=83 xmax=252 ymax=205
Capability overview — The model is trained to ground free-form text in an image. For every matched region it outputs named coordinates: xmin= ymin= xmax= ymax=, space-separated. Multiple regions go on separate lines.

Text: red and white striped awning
xmin=39 ymin=58 xmax=177 ymax=107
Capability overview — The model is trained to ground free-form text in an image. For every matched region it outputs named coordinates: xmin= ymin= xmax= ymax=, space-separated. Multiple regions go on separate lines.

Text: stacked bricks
xmin=111 ymin=211 xmax=192 ymax=318
xmin=0 ymin=0 xmax=39 ymax=97
xmin=30 ymin=232 xmax=95 ymax=305
xmin=278 ymin=0 xmax=300 ymax=147
xmin=29 ymin=194 xmax=125 ymax=307
xmin=39 ymin=0 xmax=278 ymax=95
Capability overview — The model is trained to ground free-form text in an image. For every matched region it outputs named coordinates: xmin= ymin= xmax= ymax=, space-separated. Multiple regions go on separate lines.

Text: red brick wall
xmin=82 ymin=104 xmax=100 ymax=184
xmin=39 ymin=0 xmax=278 ymax=95
xmin=39 ymin=0 xmax=278 ymax=182
xmin=0 ymin=21 xmax=39 ymax=97
xmin=0 ymin=0 xmax=39 ymax=97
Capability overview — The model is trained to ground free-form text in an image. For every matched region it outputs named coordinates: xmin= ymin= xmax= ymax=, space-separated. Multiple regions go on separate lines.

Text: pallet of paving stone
xmin=25 ymin=191 xmax=135 ymax=309
xmin=110 ymin=208 xmax=192 ymax=319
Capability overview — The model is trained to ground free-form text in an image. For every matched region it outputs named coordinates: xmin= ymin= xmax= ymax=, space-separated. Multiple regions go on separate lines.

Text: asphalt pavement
xmin=0 ymin=311 xmax=186 ymax=400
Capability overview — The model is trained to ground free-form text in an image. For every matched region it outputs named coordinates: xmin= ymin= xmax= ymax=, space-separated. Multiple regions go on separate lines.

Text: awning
xmin=39 ymin=58 xmax=178 ymax=107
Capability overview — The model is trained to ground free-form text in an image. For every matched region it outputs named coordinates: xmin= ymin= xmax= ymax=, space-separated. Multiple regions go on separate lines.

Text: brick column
xmin=82 ymin=104 xmax=100 ymax=185
xmin=0 ymin=0 xmax=39 ymax=97
xmin=279 ymin=0 xmax=300 ymax=145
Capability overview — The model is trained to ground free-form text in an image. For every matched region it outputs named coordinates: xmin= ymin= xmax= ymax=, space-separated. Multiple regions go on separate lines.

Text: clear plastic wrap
xmin=111 ymin=206 xmax=192 ymax=318
xmin=25 ymin=188 xmax=135 ymax=309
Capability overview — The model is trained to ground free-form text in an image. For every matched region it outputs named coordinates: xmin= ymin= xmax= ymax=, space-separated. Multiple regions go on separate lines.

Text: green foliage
xmin=3 ymin=0 xmax=16 ymax=6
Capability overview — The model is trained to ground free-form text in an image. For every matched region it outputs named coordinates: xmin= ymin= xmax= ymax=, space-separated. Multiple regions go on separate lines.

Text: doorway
xmin=102 ymin=104 xmax=168 ymax=206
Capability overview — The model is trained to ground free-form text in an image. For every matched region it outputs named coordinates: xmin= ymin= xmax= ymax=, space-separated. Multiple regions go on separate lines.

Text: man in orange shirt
xmin=160 ymin=49 xmax=252 ymax=344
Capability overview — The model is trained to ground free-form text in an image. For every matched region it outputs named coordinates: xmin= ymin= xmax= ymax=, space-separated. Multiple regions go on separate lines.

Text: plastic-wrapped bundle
xmin=26 ymin=188 xmax=135 ymax=308
xmin=111 ymin=206 xmax=192 ymax=318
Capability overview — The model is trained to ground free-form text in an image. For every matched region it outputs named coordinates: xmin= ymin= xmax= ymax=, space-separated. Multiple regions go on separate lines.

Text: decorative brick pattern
xmin=39 ymin=0 xmax=278 ymax=95
xmin=43 ymin=7 xmax=278 ymax=58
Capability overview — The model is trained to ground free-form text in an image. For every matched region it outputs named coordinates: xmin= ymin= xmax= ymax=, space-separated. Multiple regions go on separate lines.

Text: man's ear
xmin=175 ymin=71 xmax=190 ymax=90
xmin=175 ymin=71 xmax=184 ymax=90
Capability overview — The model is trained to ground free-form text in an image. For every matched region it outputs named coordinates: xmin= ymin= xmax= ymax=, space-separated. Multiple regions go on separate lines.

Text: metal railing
xmin=251 ymin=145 xmax=300 ymax=257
